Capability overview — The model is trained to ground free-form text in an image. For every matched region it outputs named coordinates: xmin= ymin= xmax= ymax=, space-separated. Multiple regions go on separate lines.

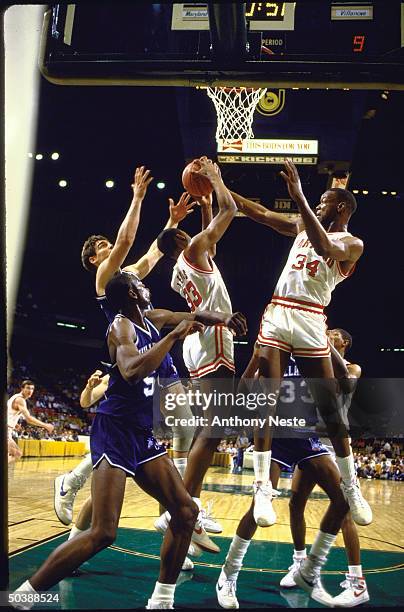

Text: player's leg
xmin=54 ymin=453 xmax=93 ymax=525
xmin=134 ymin=454 xmax=198 ymax=609
xmin=8 ymin=437 xmax=22 ymax=463
xmin=252 ymin=345 xmax=290 ymax=526
xmin=293 ymin=454 xmax=349 ymax=606
xmin=68 ymin=495 xmax=92 ymax=540
xmin=13 ymin=459 xmax=126 ymax=597
xmin=216 ymin=460 xmax=282 ymax=609
xmin=280 ymin=465 xmax=316 ymax=588
xmin=332 ymin=513 xmax=369 ymax=606
xmin=296 ymin=356 xmax=372 ymax=526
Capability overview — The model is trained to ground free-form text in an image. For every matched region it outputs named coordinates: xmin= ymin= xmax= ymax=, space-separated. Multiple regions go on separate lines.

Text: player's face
xmin=315 ymin=191 xmax=339 ymax=225
xmin=132 ymin=279 xmax=151 ymax=308
xmin=21 ymin=385 xmax=35 ymax=398
xmin=327 ymin=329 xmax=345 ymax=350
xmin=92 ymin=239 xmax=113 ymax=265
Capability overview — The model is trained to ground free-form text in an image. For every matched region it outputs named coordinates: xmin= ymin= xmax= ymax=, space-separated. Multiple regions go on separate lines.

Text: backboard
xmin=39 ymin=2 xmax=404 ymax=89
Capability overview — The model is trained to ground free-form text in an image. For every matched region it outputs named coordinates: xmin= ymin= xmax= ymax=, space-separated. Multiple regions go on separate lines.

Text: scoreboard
xmin=40 ymin=1 xmax=404 ymax=88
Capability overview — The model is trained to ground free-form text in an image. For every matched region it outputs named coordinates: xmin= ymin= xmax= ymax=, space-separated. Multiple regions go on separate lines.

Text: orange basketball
xmin=182 ymin=159 xmax=214 ymax=197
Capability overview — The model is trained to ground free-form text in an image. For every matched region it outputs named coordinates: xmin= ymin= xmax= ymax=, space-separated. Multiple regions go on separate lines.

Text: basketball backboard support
xmin=39 ymin=2 xmax=404 ymax=89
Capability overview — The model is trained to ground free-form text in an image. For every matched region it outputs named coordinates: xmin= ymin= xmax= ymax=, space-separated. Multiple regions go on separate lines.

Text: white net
xmin=206 ymin=86 xmax=267 ymax=143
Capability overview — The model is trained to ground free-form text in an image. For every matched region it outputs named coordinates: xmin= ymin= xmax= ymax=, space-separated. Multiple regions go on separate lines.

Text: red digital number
xmin=184 ymin=280 xmax=202 ymax=313
xmin=353 ymin=35 xmax=365 ymax=53
xmin=292 ymin=254 xmax=320 ymax=277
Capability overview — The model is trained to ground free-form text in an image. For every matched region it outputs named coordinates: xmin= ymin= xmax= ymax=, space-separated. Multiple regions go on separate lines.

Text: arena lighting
xmin=391 ymin=191 xmax=397 ymax=196
xmin=58 ymin=180 xmax=67 ymax=188
xmin=28 ymin=153 xmax=33 ymax=158
xmin=105 ymin=180 xmax=114 ymax=188
xmin=51 ymin=152 xmax=59 ymax=160
xmin=156 ymin=182 xmax=166 ymax=189
xmin=362 ymin=190 xmax=369 ymax=195
xmin=234 ymin=340 xmax=249 ymax=345
xmin=382 ymin=191 xmax=388 ymax=195
xmin=35 ymin=153 xmax=43 ymax=160
xmin=56 ymin=322 xmax=86 ymax=330
xmin=352 ymin=189 xmax=359 ymax=194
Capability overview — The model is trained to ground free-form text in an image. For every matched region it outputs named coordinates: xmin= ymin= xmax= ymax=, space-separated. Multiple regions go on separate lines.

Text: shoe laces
xmin=201 ymin=500 xmax=214 ymax=520
xmin=289 ymin=557 xmax=305 ymax=571
xmin=254 ymin=481 xmax=271 ymax=497
xmin=342 ymin=574 xmax=365 ymax=591
xmin=222 ymin=579 xmax=237 ymax=597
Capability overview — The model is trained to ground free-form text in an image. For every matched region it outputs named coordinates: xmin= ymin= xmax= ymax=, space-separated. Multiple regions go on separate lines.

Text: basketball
xmin=182 ymin=159 xmax=214 ymax=197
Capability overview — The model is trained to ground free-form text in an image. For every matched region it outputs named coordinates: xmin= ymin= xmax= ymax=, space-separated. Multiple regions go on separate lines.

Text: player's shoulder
xmin=110 ymin=314 xmax=137 ymax=337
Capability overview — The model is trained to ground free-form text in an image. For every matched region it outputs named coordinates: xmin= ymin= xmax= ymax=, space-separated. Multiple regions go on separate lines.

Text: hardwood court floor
xmin=7 ymin=457 xmax=404 ymax=608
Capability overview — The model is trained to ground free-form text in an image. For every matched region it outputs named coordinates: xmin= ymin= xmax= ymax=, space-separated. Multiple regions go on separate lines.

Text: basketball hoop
xmin=205 ymin=86 xmax=267 ymax=143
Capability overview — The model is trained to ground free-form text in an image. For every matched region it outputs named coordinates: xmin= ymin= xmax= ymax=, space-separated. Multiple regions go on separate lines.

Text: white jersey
xmin=274 ymin=230 xmax=355 ymax=307
xmin=171 ymin=251 xmax=232 ymax=314
xmin=7 ymin=393 xmax=24 ymax=436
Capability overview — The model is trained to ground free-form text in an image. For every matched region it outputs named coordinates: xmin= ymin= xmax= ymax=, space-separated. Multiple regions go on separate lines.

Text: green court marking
xmin=9 ymin=528 xmax=404 ymax=609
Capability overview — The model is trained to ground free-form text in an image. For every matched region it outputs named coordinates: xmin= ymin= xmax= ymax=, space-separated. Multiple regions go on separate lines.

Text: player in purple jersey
xmin=13 ymin=272 xmax=247 ymax=609
xmin=216 ymin=349 xmax=353 ymax=608
xmin=54 ymin=167 xmax=194 ymax=526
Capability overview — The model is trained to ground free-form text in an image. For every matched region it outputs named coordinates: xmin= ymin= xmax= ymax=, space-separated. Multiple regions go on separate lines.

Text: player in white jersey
xmin=156 ymin=157 xmax=243 ymax=552
xmin=7 ymin=380 xmax=54 ymax=463
xmin=230 ymin=160 xmax=371 ymax=545
xmin=54 ymin=168 xmax=195 ymax=525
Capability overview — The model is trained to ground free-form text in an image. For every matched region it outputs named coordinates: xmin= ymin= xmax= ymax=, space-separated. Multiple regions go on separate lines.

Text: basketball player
xmin=156 ymin=157 xmax=257 ymax=544
xmin=13 ymin=272 xmax=246 ymax=610
xmin=7 ymin=381 xmax=54 ymax=463
xmin=229 ymin=159 xmax=371 ymax=529
xmin=216 ymin=347 xmax=354 ymax=608
xmin=54 ymin=167 xmax=195 ymax=525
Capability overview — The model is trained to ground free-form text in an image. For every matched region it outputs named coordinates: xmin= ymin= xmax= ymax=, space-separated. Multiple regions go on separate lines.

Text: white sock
xmin=64 ymin=454 xmax=93 ymax=489
xmin=12 ymin=580 xmax=37 ymax=610
xmin=150 ymin=581 xmax=175 ymax=604
xmin=68 ymin=525 xmax=84 ymax=540
xmin=348 ymin=564 xmax=363 ymax=578
xmin=335 ymin=453 xmax=356 ymax=485
xmin=222 ymin=534 xmax=251 ymax=581
xmin=253 ymin=450 xmax=271 ymax=483
xmin=293 ymin=548 xmax=307 ymax=560
xmin=303 ymin=531 xmax=336 ymax=577
xmin=173 ymin=457 xmax=187 ymax=480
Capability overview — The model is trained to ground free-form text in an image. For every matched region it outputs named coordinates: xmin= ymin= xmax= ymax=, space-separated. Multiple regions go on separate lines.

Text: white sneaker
xmin=146 ymin=599 xmax=173 ymax=609
xmin=181 ymin=556 xmax=194 ymax=571
xmin=280 ymin=556 xmax=306 ymax=588
xmin=253 ymin=481 xmax=277 ymax=527
xmin=340 ymin=479 xmax=372 ymax=526
xmin=216 ymin=570 xmax=239 ymax=609
xmin=54 ymin=474 xmax=84 ymax=526
xmin=154 ymin=511 xmax=170 ymax=533
xmin=154 ymin=512 xmax=203 ymax=557
xmin=201 ymin=501 xmax=223 ymax=534
xmin=192 ymin=512 xmax=220 ymax=553
xmin=333 ymin=575 xmax=369 ymax=607
xmin=294 ymin=567 xmax=335 ymax=607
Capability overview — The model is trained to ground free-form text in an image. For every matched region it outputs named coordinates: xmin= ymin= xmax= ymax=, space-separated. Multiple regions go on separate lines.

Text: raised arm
xmin=80 ymin=370 xmax=110 ymax=408
xmin=123 ymin=192 xmax=195 ymax=280
xmin=280 ymin=159 xmax=364 ymax=262
xmin=109 ymin=316 xmax=204 ymax=384
xmin=195 ymin=193 xmax=216 ymax=258
xmin=329 ymin=344 xmax=362 ymax=394
xmin=185 ymin=158 xmax=236 ymax=265
xmin=14 ymin=398 xmax=54 ymax=434
xmin=148 ymin=308 xmax=247 ymax=336
xmin=96 ymin=166 xmax=153 ymax=294
xmin=229 ymin=190 xmax=303 ymax=237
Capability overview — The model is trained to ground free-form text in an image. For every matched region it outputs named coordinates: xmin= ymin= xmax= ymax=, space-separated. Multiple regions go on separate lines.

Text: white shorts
xmin=257 ymin=297 xmax=330 ymax=358
xmin=183 ymin=325 xmax=235 ymax=378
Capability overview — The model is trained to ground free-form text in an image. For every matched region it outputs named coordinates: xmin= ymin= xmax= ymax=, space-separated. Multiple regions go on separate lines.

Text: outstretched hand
xmin=225 ymin=312 xmax=248 ymax=336
xmin=87 ymin=370 xmax=104 ymax=390
xmin=169 ymin=192 xmax=196 ymax=223
xmin=131 ymin=166 xmax=153 ymax=199
xmin=194 ymin=156 xmax=221 ymax=184
xmin=172 ymin=319 xmax=205 ymax=341
xmin=280 ymin=159 xmax=305 ymax=203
